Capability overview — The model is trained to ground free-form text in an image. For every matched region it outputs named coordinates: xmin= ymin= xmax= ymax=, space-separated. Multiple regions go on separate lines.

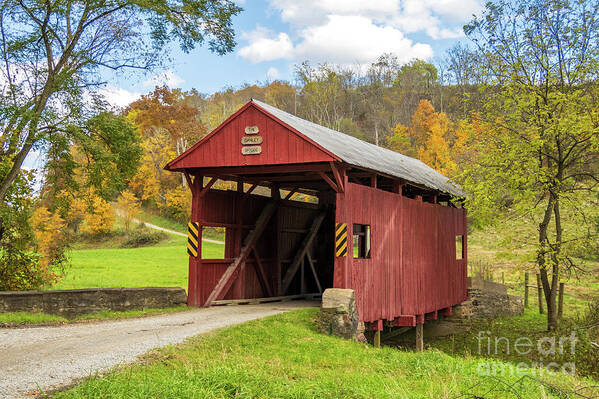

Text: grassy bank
xmin=54 ymin=308 xmax=596 ymax=399
xmin=56 ymin=235 xmax=224 ymax=290
xmin=0 ymin=306 xmax=190 ymax=327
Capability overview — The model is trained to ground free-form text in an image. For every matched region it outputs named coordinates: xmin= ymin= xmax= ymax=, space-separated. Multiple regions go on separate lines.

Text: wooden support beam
xmin=306 ymin=252 xmax=323 ymax=294
xmin=199 ymin=177 xmax=218 ymax=198
xmin=329 ymin=162 xmax=344 ymax=193
xmin=373 ymin=319 xmax=383 ymax=347
xmin=392 ymin=180 xmax=403 ymax=195
xmin=251 ymin=246 xmax=273 ymax=297
xmin=416 ymin=314 xmax=425 ymax=324
xmin=281 ymin=212 xmax=327 ymax=294
xmin=203 ymin=201 xmax=278 ymax=306
xmin=300 ymin=258 xmax=306 ymax=294
xmin=196 ymin=163 xmax=332 ymax=176
xmin=183 ymin=171 xmax=194 ymax=189
xmin=318 ymin=171 xmax=340 ymax=192
xmin=415 ymin=324 xmax=424 ymax=352
xmin=284 ymin=188 xmax=298 ymax=200
xmin=244 ymin=183 xmax=259 ymax=197
xmin=392 ymin=315 xmax=416 ymax=327
xmin=211 ymin=293 xmax=321 ymax=306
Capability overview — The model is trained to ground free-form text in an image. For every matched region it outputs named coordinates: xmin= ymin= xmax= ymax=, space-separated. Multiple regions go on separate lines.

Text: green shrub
xmin=121 ymin=229 xmax=168 ymax=248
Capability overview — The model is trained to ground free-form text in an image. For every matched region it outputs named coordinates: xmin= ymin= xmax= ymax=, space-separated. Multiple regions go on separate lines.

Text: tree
xmin=84 ymin=195 xmax=116 ymax=235
xmin=0 ymin=0 xmax=242 ymax=239
xmin=128 ymin=86 xmax=206 ymax=190
xmin=116 ymin=190 xmax=140 ymax=233
xmin=0 ymin=170 xmax=67 ymax=290
xmin=386 ymin=100 xmax=457 ymax=175
xmin=460 ymin=0 xmax=599 ymax=330
xmin=30 ymin=207 xmax=66 ymax=272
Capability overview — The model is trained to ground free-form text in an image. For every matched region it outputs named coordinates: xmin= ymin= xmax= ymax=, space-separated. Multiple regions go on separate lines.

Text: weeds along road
xmin=0 ymin=301 xmax=317 ymax=398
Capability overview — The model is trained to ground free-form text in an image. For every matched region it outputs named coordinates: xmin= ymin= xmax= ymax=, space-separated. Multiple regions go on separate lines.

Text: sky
xmin=100 ymin=0 xmax=484 ymax=107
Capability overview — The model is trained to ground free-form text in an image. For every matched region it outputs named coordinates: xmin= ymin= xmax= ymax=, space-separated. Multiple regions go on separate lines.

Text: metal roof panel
xmin=252 ymin=99 xmax=464 ymax=197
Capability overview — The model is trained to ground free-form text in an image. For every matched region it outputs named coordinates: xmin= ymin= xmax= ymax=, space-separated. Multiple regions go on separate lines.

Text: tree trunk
xmin=545 ymin=197 xmax=562 ymax=331
xmin=537 ymin=193 xmax=557 ymax=331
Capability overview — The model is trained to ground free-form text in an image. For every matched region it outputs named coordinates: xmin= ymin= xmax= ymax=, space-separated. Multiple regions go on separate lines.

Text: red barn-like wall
xmin=334 ymin=182 xmax=467 ymax=323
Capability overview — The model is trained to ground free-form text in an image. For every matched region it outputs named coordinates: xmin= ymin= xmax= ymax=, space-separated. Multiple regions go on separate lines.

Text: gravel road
xmin=0 ymin=301 xmax=317 ymax=398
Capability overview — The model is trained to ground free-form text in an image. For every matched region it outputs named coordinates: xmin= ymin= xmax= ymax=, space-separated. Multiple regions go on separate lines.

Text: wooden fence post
xmin=524 ymin=272 xmax=529 ymax=308
xmin=558 ymin=282 xmax=565 ymax=319
xmin=536 ymin=273 xmax=544 ymax=314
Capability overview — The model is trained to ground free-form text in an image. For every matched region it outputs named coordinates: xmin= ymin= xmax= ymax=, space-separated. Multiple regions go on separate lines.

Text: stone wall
xmin=424 ymin=276 xmax=523 ymax=337
xmin=0 ymin=287 xmax=187 ymax=317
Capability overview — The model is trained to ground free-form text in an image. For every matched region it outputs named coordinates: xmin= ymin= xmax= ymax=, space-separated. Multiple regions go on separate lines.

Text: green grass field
xmin=55 ymin=235 xmax=224 ymax=291
xmin=53 ymin=308 xmax=596 ymax=399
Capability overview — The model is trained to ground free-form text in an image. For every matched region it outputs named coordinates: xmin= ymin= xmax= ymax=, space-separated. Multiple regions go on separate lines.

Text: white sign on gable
xmin=241 ymin=145 xmax=262 ymax=155
xmin=241 ymin=136 xmax=263 ymax=145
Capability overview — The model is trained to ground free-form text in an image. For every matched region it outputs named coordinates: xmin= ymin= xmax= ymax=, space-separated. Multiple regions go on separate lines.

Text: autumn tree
xmin=387 ymin=100 xmax=457 ymax=175
xmin=30 ymin=207 xmax=66 ymax=274
xmin=127 ymin=87 xmax=205 ymax=210
xmin=0 ymin=171 xmax=67 ymax=290
xmin=0 ymin=0 xmax=242 ymax=242
xmin=117 ymin=191 xmax=141 ymax=233
xmin=460 ymin=0 xmax=599 ymax=330
xmin=84 ymin=195 xmax=116 ymax=235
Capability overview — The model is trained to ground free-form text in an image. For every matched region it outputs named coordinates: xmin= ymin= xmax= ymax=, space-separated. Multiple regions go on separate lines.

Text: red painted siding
xmin=169 ymin=105 xmax=335 ymax=170
xmin=334 ymin=182 xmax=467 ymax=323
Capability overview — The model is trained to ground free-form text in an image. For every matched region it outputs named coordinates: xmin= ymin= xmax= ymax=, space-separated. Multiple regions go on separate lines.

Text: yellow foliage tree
xmin=30 ymin=207 xmax=66 ymax=273
xmin=386 ymin=124 xmax=413 ymax=157
xmin=164 ymin=186 xmax=192 ymax=222
xmin=416 ymin=110 xmax=456 ymax=176
xmin=84 ymin=195 xmax=115 ymax=235
xmin=116 ymin=190 xmax=140 ymax=232
xmin=386 ymin=99 xmax=458 ymax=176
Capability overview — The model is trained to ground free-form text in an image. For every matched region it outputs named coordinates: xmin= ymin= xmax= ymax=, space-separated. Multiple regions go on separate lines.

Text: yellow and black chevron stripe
xmin=335 ymin=223 xmax=348 ymax=257
xmin=187 ymin=221 xmax=199 ymax=257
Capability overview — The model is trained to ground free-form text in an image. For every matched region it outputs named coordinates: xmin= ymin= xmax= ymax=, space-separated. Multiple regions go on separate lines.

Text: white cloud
xmin=295 ymin=15 xmax=432 ymax=64
xmin=97 ymin=85 xmax=141 ymax=108
xmin=392 ymin=0 xmax=475 ymax=39
xmin=143 ymin=69 xmax=184 ymax=88
xmin=267 ymin=67 xmax=280 ymax=80
xmin=238 ymin=27 xmax=294 ymax=63
xmin=428 ymin=0 xmax=483 ymax=23
xmin=269 ymin=0 xmax=398 ymax=26
xmin=238 ymin=0 xmax=483 ymax=65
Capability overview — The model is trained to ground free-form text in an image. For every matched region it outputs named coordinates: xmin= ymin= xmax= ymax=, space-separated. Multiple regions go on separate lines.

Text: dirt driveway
xmin=0 ymin=301 xmax=318 ymax=398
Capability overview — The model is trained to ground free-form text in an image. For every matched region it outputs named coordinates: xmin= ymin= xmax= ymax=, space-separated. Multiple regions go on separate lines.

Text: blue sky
xmin=100 ymin=0 xmax=484 ymax=106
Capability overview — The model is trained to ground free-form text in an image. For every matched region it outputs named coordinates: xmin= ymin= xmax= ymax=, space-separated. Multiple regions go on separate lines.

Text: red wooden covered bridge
xmin=165 ymin=99 xmax=468 ymax=330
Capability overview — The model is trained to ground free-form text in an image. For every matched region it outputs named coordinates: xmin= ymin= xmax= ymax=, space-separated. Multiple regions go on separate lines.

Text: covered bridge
xmin=165 ymin=99 xmax=468 ymax=330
